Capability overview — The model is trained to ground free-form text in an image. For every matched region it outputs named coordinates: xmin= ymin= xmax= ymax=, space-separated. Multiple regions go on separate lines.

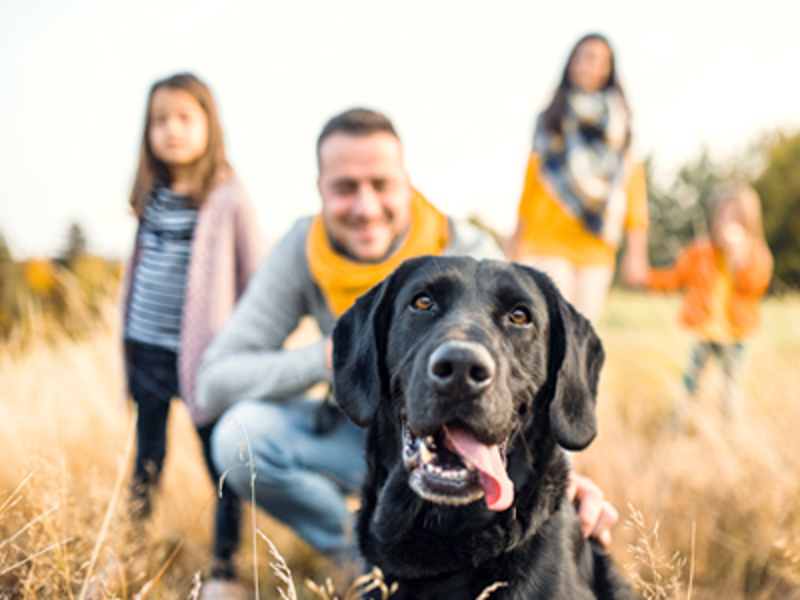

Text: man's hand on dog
xmin=568 ymin=473 xmax=619 ymax=548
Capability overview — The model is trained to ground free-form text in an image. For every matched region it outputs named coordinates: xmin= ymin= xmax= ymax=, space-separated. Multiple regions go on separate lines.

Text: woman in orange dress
xmin=508 ymin=33 xmax=649 ymax=322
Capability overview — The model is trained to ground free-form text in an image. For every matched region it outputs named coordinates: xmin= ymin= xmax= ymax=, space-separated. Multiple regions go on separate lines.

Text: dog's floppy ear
xmin=523 ymin=266 xmax=605 ymax=451
xmin=548 ymin=297 xmax=604 ymax=450
xmin=332 ymin=270 xmax=398 ymax=427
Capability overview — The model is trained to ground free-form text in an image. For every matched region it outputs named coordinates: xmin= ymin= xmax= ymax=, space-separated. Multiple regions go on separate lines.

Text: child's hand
xmin=720 ymin=223 xmax=749 ymax=269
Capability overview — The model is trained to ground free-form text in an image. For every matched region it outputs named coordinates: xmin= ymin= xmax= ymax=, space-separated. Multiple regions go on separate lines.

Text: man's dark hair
xmin=316 ymin=108 xmax=399 ymax=168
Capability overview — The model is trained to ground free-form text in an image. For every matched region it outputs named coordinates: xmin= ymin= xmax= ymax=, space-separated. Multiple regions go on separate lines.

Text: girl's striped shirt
xmin=125 ymin=184 xmax=198 ymax=351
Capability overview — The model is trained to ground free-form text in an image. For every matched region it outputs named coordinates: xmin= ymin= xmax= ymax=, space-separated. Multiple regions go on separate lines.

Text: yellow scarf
xmin=307 ymin=190 xmax=450 ymax=317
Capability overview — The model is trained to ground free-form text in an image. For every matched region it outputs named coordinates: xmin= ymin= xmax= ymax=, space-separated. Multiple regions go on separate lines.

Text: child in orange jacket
xmin=647 ymin=185 xmax=773 ymax=418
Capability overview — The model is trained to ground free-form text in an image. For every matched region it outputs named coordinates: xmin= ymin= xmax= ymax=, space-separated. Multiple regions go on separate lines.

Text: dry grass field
xmin=1 ymin=290 xmax=799 ymax=599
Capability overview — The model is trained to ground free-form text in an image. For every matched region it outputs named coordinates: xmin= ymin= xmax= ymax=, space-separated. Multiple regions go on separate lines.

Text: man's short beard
xmin=326 ymin=222 xmax=410 ymax=264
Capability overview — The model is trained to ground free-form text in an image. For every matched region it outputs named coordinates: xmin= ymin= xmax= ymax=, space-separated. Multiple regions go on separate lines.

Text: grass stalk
xmin=77 ymin=407 xmax=137 ymax=600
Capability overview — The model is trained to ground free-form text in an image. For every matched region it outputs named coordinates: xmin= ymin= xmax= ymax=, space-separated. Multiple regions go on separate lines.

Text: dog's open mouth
xmin=403 ymin=421 xmax=514 ymax=512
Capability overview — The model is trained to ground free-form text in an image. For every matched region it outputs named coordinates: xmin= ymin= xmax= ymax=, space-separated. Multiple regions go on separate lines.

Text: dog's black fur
xmin=332 ymin=256 xmax=639 ymax=600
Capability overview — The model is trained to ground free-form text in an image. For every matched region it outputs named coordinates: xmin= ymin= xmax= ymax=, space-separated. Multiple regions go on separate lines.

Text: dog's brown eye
xmin=412 ymin=294 xmax=434 ymax=311
xmin=509 ymin=308 xmax=531 ymax=325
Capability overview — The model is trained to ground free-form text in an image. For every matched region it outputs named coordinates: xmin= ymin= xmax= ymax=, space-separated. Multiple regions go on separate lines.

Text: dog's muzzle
xmin=427 ymin=340 xmax=495 ymax=399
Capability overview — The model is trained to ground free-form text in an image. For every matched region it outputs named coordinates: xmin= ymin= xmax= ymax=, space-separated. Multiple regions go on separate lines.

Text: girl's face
xmin=148 ymin=87 xmax=209 ymax=168
xmin=568 ymin=39 xmax=612 ymax=93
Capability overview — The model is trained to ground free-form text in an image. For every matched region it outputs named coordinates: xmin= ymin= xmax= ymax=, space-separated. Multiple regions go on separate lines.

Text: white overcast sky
xmin=1 ymin=0 xmax=798 ymax=258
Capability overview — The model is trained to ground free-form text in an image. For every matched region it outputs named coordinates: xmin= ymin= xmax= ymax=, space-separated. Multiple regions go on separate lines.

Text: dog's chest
xmin=380 ymin=565 xmax=597 ymax=600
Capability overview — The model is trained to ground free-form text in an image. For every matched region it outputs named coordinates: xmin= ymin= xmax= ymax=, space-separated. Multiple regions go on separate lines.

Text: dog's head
xmin=332 ymin=256 xmax=604 ymax=513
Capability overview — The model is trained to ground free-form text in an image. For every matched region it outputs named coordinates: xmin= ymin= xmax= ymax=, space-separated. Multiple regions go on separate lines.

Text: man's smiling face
xmin=317 ymin=132 xmax=413 ymax=263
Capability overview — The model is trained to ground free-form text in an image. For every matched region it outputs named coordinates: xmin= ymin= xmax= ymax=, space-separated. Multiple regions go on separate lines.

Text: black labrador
xmin=332 ymin=256 xmax=639 ymax=600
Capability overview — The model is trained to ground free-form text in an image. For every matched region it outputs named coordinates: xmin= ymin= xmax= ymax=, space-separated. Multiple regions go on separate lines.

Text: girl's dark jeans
xmin=129 ymin=340 xmax=241 ymax=579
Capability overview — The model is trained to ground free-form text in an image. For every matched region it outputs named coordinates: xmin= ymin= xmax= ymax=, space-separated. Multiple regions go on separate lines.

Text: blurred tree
xmin=644 ymin=150 xmax=728 ymax=267
xmin=0 ymin=232 xmax=11 ymax=263
xmin=0 ymin=231 xmax=19 ymax=336
xmin=0 ymin=227 xmax=121 ymax=346
xmin=56 ymin=221 xmax=88 ymax=266
xmin=752 ymin=131 xmax=800 ymax=290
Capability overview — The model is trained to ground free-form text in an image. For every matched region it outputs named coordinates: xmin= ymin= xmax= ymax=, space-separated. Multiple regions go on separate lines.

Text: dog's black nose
xmin=428 ymin=340 xmax=495 ymax=397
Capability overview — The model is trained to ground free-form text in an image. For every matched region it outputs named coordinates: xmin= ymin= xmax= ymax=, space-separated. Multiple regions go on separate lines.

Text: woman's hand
xmin=620 ymin=229 xmax=650 ymax=288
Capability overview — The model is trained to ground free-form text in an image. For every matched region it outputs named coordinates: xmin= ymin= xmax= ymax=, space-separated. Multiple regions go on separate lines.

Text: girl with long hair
xmin=121 ymin=73 xmax=262 ymax=596
xmin=508 ymin=33 xmax=649 ymax=322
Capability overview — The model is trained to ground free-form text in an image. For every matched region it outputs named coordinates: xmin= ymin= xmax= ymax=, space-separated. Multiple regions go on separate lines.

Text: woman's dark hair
xmin=129 ymin=73 xmax=230 ymax=218
xmin=540 ymin=33 xmax=630 ymax=142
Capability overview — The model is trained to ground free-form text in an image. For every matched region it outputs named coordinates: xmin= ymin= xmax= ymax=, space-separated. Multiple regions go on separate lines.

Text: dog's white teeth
xmin=441 ymin=468 xmax=468 ymax=480
xmin=421 ymin=463 xmax=470 ymax=481
xmin=463 ymin=458 xmax=475 ymax=471
xmin=419 ymin=443 xmax=434 ymax=465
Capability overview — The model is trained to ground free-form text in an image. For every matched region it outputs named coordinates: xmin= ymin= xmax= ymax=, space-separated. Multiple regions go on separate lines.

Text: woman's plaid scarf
xmin=534 ymin=89 xmax=630 ymax=243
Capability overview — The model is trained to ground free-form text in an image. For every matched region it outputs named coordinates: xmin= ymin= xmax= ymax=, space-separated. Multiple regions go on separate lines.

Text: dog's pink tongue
xmin=444 ymin=425 xmax=514 ymax=512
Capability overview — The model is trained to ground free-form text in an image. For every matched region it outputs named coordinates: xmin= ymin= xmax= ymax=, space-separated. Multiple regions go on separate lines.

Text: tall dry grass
xmin=0 ymin=291 xmax=799 ymax=598
xmin=579 ymin=290 xmax=800 ymax=599
xmin=0 ymin=307 xmax=331 ymax=599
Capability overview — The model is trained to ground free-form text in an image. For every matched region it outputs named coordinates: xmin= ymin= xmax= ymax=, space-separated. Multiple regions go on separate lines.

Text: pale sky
xmin=1 ymin=0 xmax=798 ymax=258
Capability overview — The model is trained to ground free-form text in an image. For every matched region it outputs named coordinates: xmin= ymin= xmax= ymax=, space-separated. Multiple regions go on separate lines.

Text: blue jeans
xmin=211 ymin=397 xmax=366 ymax=560
xmin=128 ymin=340 xmax=241 ymax=577
xmin=682 ymin=340 xmax=746 ymax=418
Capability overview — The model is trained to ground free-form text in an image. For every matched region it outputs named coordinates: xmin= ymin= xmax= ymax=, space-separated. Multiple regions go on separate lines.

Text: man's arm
xmin=231 ymin=182 xmax=266 ymax=296
xmin=197 ymin=220 xmax=331 ymax=420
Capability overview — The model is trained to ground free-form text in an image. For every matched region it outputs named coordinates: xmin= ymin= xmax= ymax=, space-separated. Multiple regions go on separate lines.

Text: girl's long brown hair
xmin=540 ymin=33 xmax=630 ymax=147
xmin=129 ymin=73 xmax=230 ymax=218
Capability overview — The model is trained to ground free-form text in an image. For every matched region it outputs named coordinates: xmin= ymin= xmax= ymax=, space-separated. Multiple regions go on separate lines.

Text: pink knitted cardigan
xmin=121 ymin=176 xmax=264 ymax=426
